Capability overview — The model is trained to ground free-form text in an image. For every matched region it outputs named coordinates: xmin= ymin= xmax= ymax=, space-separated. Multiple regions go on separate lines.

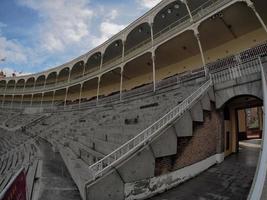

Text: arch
xmin=215 ymin=79 xmax=263 ymax=109
xmin=46 ymin=72 xmax=57 ymax=86
xmin=103 ymin=40 xmax=123 ymax=68
xmin=32 ymin=93 xmax=43 ymax=106
xmin=0 ymin=80 xmax=7 ymax=90
xmin=58 ymin=67 xmax=70 ymax=83
xmin=67 ymin=84 xmax=82 ymax=104
xmin=99 ymin=68 xmax=121 ymax=98
xmin=7 ymin=80 xmax=16 ymax=89
xmin=155 ymin=30 xmax=202 ymax=80
xmin=85 ymin=52 xmax=102 ymax=75
xmin=125 ymin=23 xmax=151 ymax=54
xmin=81 ymin=78 xmax=98 ymax=102
xmin=54 ymin=88 xmax=67 ymax=106
xmin=198 ymin=2 xmax=264 ymax=64
xmin=43 ymin=91 xmax=54 ymax=106
xmin=153 ymin=1 xmax=189 ymax=37
xmin=25 ymin=77 xmax=35 ymax=88
xmin=36 ymin=75 xmax=46 ymax=88
xmin=16 ymin=79 xmax=25 ymax=90
xmin=123 ymin=52 xmax=154 ymax=92
xmin=70 ymin=61 xmax=85 ymax=80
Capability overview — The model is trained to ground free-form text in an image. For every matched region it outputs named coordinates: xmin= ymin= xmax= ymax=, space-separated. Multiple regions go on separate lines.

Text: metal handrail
xmin=88 ymin=78 xmax=212 ymax=179
xmin=88 ymin=57 xmax=263 ymax=181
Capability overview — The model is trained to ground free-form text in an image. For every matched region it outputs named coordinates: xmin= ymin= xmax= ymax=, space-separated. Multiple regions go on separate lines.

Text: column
xmin=40 ymin=93 xmax=44 ymax=107
xmin=120 ymin=67 xmax=124 ymax=101
xmin=10 ymin=83 xmax=16 ymax=108
xmin=64 ymin=88 xmax=68 ymax=107
xmin=100 ymin=54 xmax=104 ymax=71
xmin=183 ymin=0 xmax=193 ymax=21
xmin=96 ymin=77 xmax=101 ymax=103
xmin=152 ymin=53 xmax=156 ymax=92
xmin=150 ymin=22 xmax=156 ymax=92
xmin=20 ymin=95 xmax=24 ymax=109
xmin=30 ymin=94 xmax=34 ymax=106
xmin=2 ymin=83 xmax=7 ymax=107
xmin=194 ymin=29 xmax=207 ymax=76
xmin=51 ymin=91 xmax=55 ymax=108
xmin=78 ymin=84 xmax=83 ymax=108
xmin=247 ymin=1 xmax=267 ymax=33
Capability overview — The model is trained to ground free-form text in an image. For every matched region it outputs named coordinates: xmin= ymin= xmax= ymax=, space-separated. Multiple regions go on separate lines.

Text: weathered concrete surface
xmin=190 ymin=102 xmax=203 ymax=122
xmin=174 ymin=111 xmax=193 ymax=137
xmin=116 ymin=148 xmax=155 ymax=183
xmin=201 ymin=94 xmax=211 ymax=111
xmin=86 ymin=170 xmax=124 ymax=200
xmin=35 ymin=138 xmax=82 ymax=200
xmin=150 ymin=126 xmax=177 ymax=158
xmin=215 ymin=73 xmax=263 ymax=109
xmin=149 ymin=145 xmax=259 ymax=200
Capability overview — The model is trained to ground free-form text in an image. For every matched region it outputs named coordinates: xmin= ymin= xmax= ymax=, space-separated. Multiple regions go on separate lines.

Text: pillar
xmin=64 ymin=88 xmax=68 ymax=107
xmin=78 ymin=84 xmax=83 ymax=107
xmin=194 ymin=28 xmax=207 ymax=76
xmin=247 ymin=1 xmax=267 ymax=33
xmin=96 ymin=77 xmax=101 ymax=102
xmin=120 ymin=67 xmax=124 ymax=101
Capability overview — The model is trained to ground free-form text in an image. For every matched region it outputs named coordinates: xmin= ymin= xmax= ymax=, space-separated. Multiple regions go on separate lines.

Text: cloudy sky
xmin=0 ymin=0 xmax=161 ymax=76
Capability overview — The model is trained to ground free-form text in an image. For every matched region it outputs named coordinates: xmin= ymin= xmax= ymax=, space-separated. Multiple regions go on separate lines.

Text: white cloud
xmin=91 ymin=21 xmax=125 ymax=46
xmin=137 ymin=0 xmax=161 ymax=9
xmin=0 ymin=36 xmax=28 ymax=64
xmin=18 ymin=0 xmax=94 ymax=52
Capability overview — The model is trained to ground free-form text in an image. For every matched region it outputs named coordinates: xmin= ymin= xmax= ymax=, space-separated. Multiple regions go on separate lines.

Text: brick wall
xmin=155 ymin=104 xmax=222 ymax=176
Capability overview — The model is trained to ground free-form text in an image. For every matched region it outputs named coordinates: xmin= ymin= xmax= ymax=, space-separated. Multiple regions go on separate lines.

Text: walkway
xmin=33 ymin=138 xmax=81 ymax=200
xmin=150 ymin=142 xmax=259 ymax=200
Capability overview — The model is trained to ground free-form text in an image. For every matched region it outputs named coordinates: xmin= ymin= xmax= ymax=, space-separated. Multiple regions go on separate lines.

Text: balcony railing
xmin=1 ymin=0 xmax=237 ymax=95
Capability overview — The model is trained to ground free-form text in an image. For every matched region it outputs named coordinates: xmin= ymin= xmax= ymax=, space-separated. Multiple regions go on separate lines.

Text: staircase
xmin=83 ymin=57 xmax=264 ymax=200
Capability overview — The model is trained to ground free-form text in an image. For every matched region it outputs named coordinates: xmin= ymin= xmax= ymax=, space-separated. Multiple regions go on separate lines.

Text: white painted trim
xmin=125 ymin=153 xmax=222 ymax=200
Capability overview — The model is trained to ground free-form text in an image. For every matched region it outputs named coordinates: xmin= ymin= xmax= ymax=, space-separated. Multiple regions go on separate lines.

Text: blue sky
xmin=0 ymin=0 xmax=161 ymax=76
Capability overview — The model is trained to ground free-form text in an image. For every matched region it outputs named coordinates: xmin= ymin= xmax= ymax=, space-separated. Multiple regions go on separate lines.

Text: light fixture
xmin=161 ymin=14 xmax=165 ymax=18
xmin=115 ymin=42 xmax=120 ymax=47
xmin=174 ymin=4 xmax=179 ymax=9
xmin=138 ymin=27 xmax=143 ymax=33
xmin=167 ymin=8 xmax=172 ymax=14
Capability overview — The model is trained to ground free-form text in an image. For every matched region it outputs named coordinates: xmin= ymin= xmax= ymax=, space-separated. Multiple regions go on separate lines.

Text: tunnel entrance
xmin=222 ymin=95 xmax=263 ymax=156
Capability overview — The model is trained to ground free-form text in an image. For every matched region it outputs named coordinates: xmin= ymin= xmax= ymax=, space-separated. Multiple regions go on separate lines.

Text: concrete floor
xmin=34 ymin=138 xmax=81 ymax=200
xmin=149 ymin=144 xmax=259 ymax=200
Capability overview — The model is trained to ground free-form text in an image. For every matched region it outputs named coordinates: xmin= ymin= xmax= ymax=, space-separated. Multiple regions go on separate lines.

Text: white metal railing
xmin=211 ymin=58 xmax=261 ymax=84
xmin=88 ymin=57 xmax=263 ymax=181
xmin=88 ymin=78 xmax=213 ymax=179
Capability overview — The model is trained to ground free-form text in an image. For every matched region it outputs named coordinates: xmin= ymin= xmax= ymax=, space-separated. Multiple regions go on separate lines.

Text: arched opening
xmin=22 ymin=94 xmax=32 ymax=106
xmin=155 ymin=30 xmax=202 ymax=81
xmin=0 ymin=80 xmax=6 ymax=91
xmin=85 ymin=52 xmax=101 ymax=75
xmin=70 ymin=61 xmax=84 ymax=80
xmin=125 ymin=23 xmax=151 ymax=55
xmin=46 ymin=72 xmax=57 ymax=87
xmin=54 ymin=88 xmax=67 ymax=106
xmin=12 ymin=95 xmax=22 ymax=107
xmin=66 ymin=84 xmax=81 ymax=105
xmin=81 ymin=78 xmax=98 ymax=103
xmin=220 ymin=95 xmax=263 ymax=156
xmin=58 ymin=67 xmax=70 ymax=84
xmin=36 ymin=75 xmax=46 ymax=88
xmin=198 ymin=2 xmax=266 ymax=65
xmin=153 ymin=1 xmax=189 ymax=37
xmin=99 ymin=68 xmax=121 ymax=100
xmin=123 ymin=52 xmax=154 ymax=93
xmin=7 ymin=80 xmax=16 ymax=90
xmin=103 ymin=40 xmax=123 ymax=68
xmin=43 ymin=91 xmax=54 ymax=106
xmin=25 ymin=77 xmax=35 ymax=89
xmin=32 ymin=93 xmax=43 ymax=106
xmin=16 ymin=79 xmax=25 ymax=90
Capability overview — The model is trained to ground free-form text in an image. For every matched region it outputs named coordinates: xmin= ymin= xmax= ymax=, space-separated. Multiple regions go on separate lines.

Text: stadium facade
xmin=0 ymin=0 xmax=267 ymax=200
